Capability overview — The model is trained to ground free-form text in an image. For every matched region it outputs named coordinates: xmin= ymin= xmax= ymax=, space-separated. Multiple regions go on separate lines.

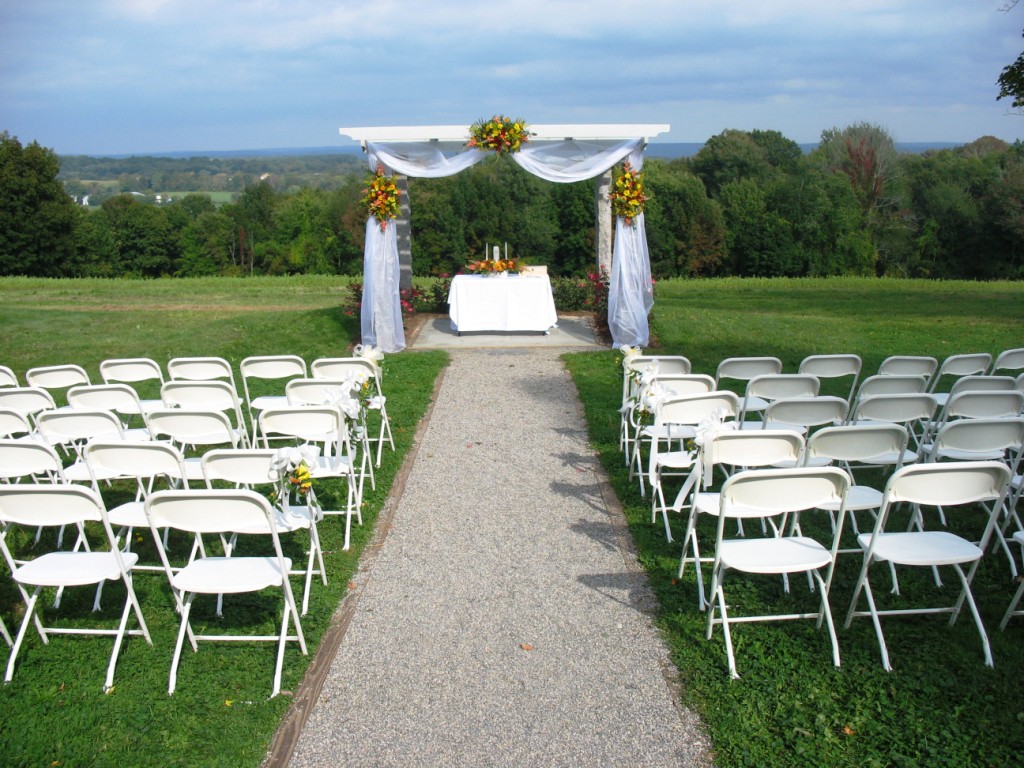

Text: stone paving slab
xmin=279 ymin=348 xmax=712 ymax=767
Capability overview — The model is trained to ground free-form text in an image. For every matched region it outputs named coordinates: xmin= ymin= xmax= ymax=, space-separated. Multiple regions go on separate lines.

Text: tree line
xmin=2 ymin=125 xmax=1023 ymax=281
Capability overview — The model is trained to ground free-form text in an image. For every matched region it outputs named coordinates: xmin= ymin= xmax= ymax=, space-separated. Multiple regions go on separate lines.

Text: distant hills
xmin=80 ymin=141 xmax=966 ymax=161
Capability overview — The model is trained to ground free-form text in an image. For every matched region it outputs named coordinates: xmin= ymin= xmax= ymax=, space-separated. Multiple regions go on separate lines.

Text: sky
xmin=2 ymin=0 xmax=1024 ymax=156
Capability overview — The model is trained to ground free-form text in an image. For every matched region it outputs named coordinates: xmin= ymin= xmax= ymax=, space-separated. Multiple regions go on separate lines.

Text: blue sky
xmin=2 ymin=0 xmax=1024 ymax=156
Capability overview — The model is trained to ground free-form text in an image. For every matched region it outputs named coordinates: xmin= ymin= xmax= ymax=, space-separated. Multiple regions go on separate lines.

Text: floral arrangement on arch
xmin=609 ymin=161 xmax=649 ymax=226
xmin=466 ymin=115 xmax=532 ymax=155
xmin=360 ymin=164 xmax=401 ymax=231
xmin=466 ymin=258 xmax=523 ymax=274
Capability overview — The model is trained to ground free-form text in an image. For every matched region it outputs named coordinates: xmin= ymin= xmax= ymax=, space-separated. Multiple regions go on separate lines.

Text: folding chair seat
xmin=928 ymin=353 xmax=994 ymax=407
xmin=145 ymin=408 xmax=241 ymax=482
xmin=201 ymin=448 xmax=327 ymax=614
xmin=737 ymin=374 xmax=820 ymax=424
xmin=66 ymin=384 xmax=153 ymax=439
xmin=622 ymin=372 xmax=713 ymax=468
xmin=0 ymin=366 xmax=19 ymax=388
xmin=83 ymin=441 xmax=191 ymax=575
xmin=715 ymin=356 xmax=783 ymax=417
xmin=311 ymin=357 xmax=394 ymax=467
xmin=990 ymin=347 xmax=1024 ymax=377
xmin=143 ymin=489 xmax=307 ymax=697
xmin=0 ymin=484 xmax=152 ymax=690
xmin=636 ymin=389 xmax=739 ymax=512
xmin=676 ymin=429 xmax=805 ymax=610
xmin=798 ymin=354 xmax=862 ymax=403
xmin=258 ymin=405 xmax=362 ymax=549
xmin=704 ymin=467 xmax=851 ymax=679
xmin=240 ymin=355 xmax=308 ymax=442
xmin=619 ymin=355 xmax=692 ymax=454
xmin=99 ymin=358 xmax=165 ymax=413
xmin=25 ymin=364 xmax=91 ymax=405
xmin=877 ymin=355 xmax=938 ymax=385
xmin=160 ymin=380 xmax=250 ymax=448
xmin=845 ymin=461 xmax=1013 ymax=671
xmin=34 ymin=409 xmax=127 ymax=483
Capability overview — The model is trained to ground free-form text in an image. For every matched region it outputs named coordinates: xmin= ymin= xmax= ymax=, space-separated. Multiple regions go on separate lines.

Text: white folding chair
xmin=258 ymin=405 xmax=362 ymax=549
xmin=704 ymin=467 xmax=851 ymax=679
xmin=167 ymin=356 xmax=238 ymax=394
xmin=66 ymin=384 xmax=153 ymax=439
xmin=311 ymin=357 xmax=394 ymax=466
xmin=240 ymin=355 xmax=308 ymax=442
xmin=0 ymin=439 xmax=68 ymax=485
xmin=737 ymin=374 xmax=820 ymax=425
xmin=622 ymin=373 xmax=714 ymax=468
xmin=760 ymin=396 xmax=849 ymax=443
xmin=848 ymin=392 xmax=938 ymax=453
xmin=798 ymin=354 xmax=862 ymax=403
xmin=143 ymin=489 xmax=307 ymax=698
xmin=0 ymin=408 xmax=35 ymax=441
xmin=619 ymin=355 xmax=692 ymax=453
xmin=928 ymin=353 xmax=994 ymax=407
xmin=0 ymin=387 xmax=57 ymax=427
xmin=715 ymin=356 xmax=783 ymax=418
xmin=34 ymin=409 xmax=127 ymax=482
xmin=201 ymin=448 xmax=327 ymax=615
xmin=83 ymin=441 xmax=192 ymax=575
xmin=0 ymin=365 xmax=19 ymax=388
xmin=844 ymin=461 xmax=1013 ymax=671
xmin=145 ymin=408 xmax=240 ymax=482
xmin=1000 ymin=530 xmax=1024 ymax=629
xmin=0 ymin=484 xmax=152 ymax=691
xmin=877 ymin=355 xmax=938 ymax=385
xmin=990 ymin=347 xmax=1024 ymax=377
xmin=677 ymin=429 xmax=805 ymax=610
xmin=99 ymin=357 xmax=165 ymax=413
xmin=160 ymin=380 xmax=250 ymax=448
xmin=25 ymin=364 xmax=91 ymax=403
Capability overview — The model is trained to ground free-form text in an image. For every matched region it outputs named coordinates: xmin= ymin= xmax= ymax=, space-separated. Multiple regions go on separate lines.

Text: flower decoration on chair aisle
xmin=360 ymin=164 xmax=401 ymax=231
xmin=609 ymin=162 xmax=650 ymax=226
xmin=269 ymin=445 xmax=320 ymax=497
xmin=466 ymin=115 xmax=533 ymax=155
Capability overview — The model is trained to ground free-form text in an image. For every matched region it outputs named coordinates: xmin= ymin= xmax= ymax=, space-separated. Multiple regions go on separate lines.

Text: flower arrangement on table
xmin=466 ymin=115 xmax=533 ymax=155
xmin=360 ymin=164 xmax=401 ymax=231
xmin=609 ymin=161 xmax=649 ymax=226
xmin=466 ymin=258 xmax=524 ymax=274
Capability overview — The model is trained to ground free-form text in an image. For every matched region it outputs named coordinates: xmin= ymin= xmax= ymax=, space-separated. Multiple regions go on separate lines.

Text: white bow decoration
xmin=693 ymin=408 xmax=737 ymax=489
xmin=268 ymin=445 xmax=321 ymax=482
xmin=325 ymin=386 xmax=363 ymax=420
xmin=353 ymin=344 xmax=385 ymax=369
xmin=619 ymin=344 xmax=642 ymax=365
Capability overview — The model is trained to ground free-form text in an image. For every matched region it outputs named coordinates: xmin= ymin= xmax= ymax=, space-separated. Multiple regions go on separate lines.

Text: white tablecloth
xmin=447 ymin=274 xmax=558 ymax=333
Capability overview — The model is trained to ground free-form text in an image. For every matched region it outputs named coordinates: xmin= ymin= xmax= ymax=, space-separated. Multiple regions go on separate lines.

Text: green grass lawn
xmin=2 ymin=275 xmax=1023 ymax=767
xmin=564 ymin=276 xmax=1024 ymax=768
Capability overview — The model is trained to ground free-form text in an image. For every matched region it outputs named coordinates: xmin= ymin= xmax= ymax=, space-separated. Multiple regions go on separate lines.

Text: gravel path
xmin=282 ymin=348 xmax=713 ymax=767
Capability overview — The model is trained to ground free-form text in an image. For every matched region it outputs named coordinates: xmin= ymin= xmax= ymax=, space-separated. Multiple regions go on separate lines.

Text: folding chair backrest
xmin=259 ymin=405 xmax=346 ymax=445
xmin=167 ymin=357 xmax=236 ymax=388
xmin=85 ymin=441 xmax=189 ymax=484
xmin=854 ymin=374 xmax=928 ymax=398
xmin=706 ymin=429 xmax=804 ymax=469
xmin=0 ymin=408 xmax=32 ymax=439
xmin=35 ymin=409 xmax=125 ymax=446
xmin=0 ymin=387 xmax=56 ymax=417
xmin=852 ymin=393 xmax=938 ymax=424
xmin=201 ymin=448 xmax=278 ymax=487
xmin=100 ymin=358 xmax=165 ymax=385
xmin=877 ymin=355 xmax=938 ymax=381
xmin=146 ymin=488 xmax=276 ymax=535
xmin=640 ymin=373 xmax=715 ymax=398
xmin=949 ymin=375 xmax=1018 ymax=395
xmin=311 ymin=357 xmax=383 ymax=381
xmin=67 ymin=383 xmax=145 ymax=415
xmin=655 ymin=391 xmax=740 ymax=428
xmin=25 ymin=364 xmax=90 ymax=392
xmin=798 ymin=354 xmax=861 ymax=401
xmin=719 ymin=466 xmax=850 ymax=519
xmin=161 ymin=380 xmax=240 ymax=412
xmin=883 ymin=461 xmax=1011 ymax=509
xmin=928 ymin=418 xmax=1024 ymax=459
xmin=0 ymin=366 xmax=18 ymax=388
xmin=0 ymin=484 xmax=105 ymax=528
xmin=805 ymin=423 xmax=909 ymax=465
xmin=929 ymin=353 xmax=993 ymax=393
xmin=146 ymin=408 xmax=239 ymax=447
xmin=942 ymin=390 xmax=1024 ymax=421
xmin=715 ymin=357 xmax=782 ymax=387
xmin=763 ymin=396 xmax=849 ymax=429
xmin=991 ymin=347 xmax=1024 ymax=376
xmin=286 ymin=378 xmax=354 ymax=406
xmin=0 ymin=439 xmax=65 ymax=480
xmin=745 ymin=374 xmax=820 ymax=402
xmin=241 ymin=355 xmax=307 ymax=382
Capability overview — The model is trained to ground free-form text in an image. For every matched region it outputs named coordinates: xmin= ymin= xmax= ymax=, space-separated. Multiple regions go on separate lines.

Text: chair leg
xmin=813 ymin=570 xmax=841 ymax=667
xmin=1000 ymin=575 xmax=1024 ymax=630
xmin=862 ymin=577 xmax=892 ymax=672
xmin=949 ymin=564 xmax=993 ymax=668
xmin=169 ymin=593 xmax=197 ymax=695
xmin=5 ymin=588 xmax=43 ymax=683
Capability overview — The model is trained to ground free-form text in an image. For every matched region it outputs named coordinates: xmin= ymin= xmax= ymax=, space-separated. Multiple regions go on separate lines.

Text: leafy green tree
xmin=690 ymin=129 xmax=773 ymax=198
xmin=719 ymin=178 xmax=798 ymax=276
xmin=997 ymin=28 xmax=1024 ymax=109
xmin=99 ymin=194 xmax=178 ymax=276
xmin=177 ymin=210 xmax=237 ymax=276
xmin=549 ymin=181 xmax=593 ymax=276
xmin=0 ymin=132 xmax=78 ymax=276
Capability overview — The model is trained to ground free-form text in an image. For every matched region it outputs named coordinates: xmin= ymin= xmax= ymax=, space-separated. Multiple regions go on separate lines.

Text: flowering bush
xmin=466 ymin=116 xmax=532 ymax=155
xmin=609 ymin=161 xmax=649 ymax=226
xmin=360 ymin=165 xmax=401 ymax=231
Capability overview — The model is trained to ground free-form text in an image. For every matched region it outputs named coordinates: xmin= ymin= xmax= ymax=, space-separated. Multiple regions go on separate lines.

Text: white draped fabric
xmin=358 ymin=136 xmax=652 ymax=352
xmin=607 ymin=145 xmax=653 ymax=348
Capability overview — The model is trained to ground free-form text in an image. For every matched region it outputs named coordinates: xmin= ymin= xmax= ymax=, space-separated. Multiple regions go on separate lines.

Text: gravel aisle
xmin=285 ymin=348 xmax=712 ymax=767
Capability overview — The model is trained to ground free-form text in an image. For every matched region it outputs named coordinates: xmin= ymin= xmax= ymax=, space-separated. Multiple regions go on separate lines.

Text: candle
xmin=493 ymin=245 xmax=499 ymax=261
